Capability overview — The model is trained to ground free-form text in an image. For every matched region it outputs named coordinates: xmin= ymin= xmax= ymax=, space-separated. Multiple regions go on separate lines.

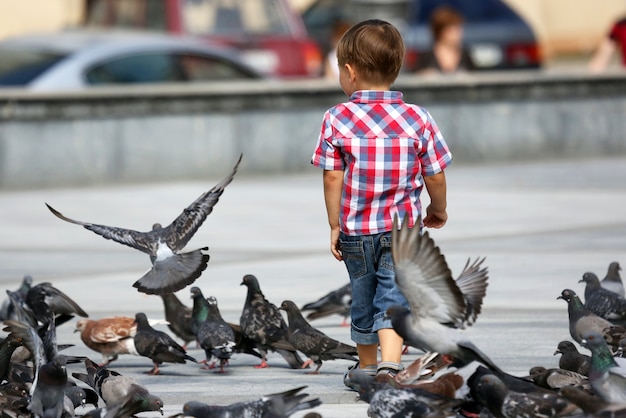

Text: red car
xmin=84 ymin=0 xmax=323 ymax=78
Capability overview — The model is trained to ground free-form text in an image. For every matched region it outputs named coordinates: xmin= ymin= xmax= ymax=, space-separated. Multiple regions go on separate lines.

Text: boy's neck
xmin=353 ymin=82 xmax=392 ymax=91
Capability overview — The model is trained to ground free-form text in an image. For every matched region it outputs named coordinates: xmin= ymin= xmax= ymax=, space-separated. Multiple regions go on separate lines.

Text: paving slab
xmin=0 ymin=157 xmax=625 ymax=417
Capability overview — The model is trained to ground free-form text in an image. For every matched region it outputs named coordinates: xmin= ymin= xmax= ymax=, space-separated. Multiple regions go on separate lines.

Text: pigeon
xmin=385 ymin=215 xmax=492 ymax=369
xmin=227 ymin=322 xmax=263 ymax=360
xmin=527 ymin=366 xmax=587 ymax=389
xmin=190 ymin=287 xmax=235 ymax=373
xmin=300 ymin=283 xmax=351 ymax=327
xmin=0 ymin=274 xmax=33 ymax=321
xmin=580 ymin=272 xmax=626 ymax=320
xmin=45 ymin=154 xmax=241 ymax=295
xmin=557 ymin=288 xmax=615 ymax=345
xmin=0 ymin=332 xmax=25 ymax=382
xmin=560 ymin=385 xmax=626 ymax=417
xmin=393 ymin=352 xmax=451 ymax=385
xmin=239 ymin=274 xmax=306 ymax=369
xmin=581 ymin=329 xmax=626 ymax=403
xmin=74 ymin=317 xmax=138 ymax=365
xmin=472 ymin=373 xmax=577 ymax=418
xmin=367 ymin=386 xmax=460 ymax=418
xmin=182 ymin=386 xmax=321 ymax=418
xmin=279 ymin=300 xmax=357 ymax=374
xmin=160 ymin=292 xmax=196 ymax=349
xmin=65 ymin=382 xmax=99 ymax=409
xmin=554 ymin=340 xmax=591 ymax=376
xmin=601 ymin=262 xmax=624 ymax=297
xmin=132 ymin=312 xmax=196 ymax=375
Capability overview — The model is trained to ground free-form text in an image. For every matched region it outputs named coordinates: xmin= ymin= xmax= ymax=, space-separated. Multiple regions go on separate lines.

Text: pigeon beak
xmin=73 ymin=328 xmax=79 ymax=333
xmin=553 ymin=349 xmax=560 ymax=356
xmin=159 ymin=407 xmax=164 ymax=415
xmin=577 ymin=279 xmax=584 ymax=283
xmin=556 ymin=296 xmax=563 ymax=300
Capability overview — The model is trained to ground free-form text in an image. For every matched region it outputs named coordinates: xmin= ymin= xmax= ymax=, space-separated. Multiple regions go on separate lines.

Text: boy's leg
xmin=378 ymin=328 xmax=404 ymax=364
xmin=356 ymin=342 xmax=378 ymax=367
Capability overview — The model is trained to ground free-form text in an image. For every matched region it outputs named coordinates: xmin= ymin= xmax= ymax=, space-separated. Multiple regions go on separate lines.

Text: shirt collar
xmin=349 ymin=90 xmax=404 ymax=104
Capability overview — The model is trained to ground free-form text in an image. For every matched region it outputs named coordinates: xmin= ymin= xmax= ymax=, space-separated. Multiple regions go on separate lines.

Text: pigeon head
xmin=554 ymin=340 xmax=577 ymax=356
xmin=579 ymin=272 xmax=600 ymax=286
xmin=75 ymin=319 xmax=89 ymax=333
xmin=183 ymin=401 xmax=212 ymax=417
xmin=385 ymin=305 xmax=411 ymax=323
xmin=279 ymin=300 xmax=298 ymax=312
xmin=151 ymin=223 xmax=163 ymax=231
xmin=609 ymin=262 xmax=622 ymax=274
xmin=581 ymin=330 xmax=606 ymax=348
xmin=190 ymin=286 xmax=203 ymax=300
xmin=241 ymin=274 xmax=261 ymax=292
xmin=134 ymin=312 xmax=149 ymax=326
xmin=473 ymin=374 xmax=507 ymax=412
xmin=206 ymin=296 xmax=218 ymax=306
xmin=557 ymin=289 xmax=577 ymax=302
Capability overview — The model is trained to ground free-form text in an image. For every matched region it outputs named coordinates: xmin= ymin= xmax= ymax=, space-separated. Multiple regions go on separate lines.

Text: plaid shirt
xmin=311 ymin=90 xmax=452 ymax=236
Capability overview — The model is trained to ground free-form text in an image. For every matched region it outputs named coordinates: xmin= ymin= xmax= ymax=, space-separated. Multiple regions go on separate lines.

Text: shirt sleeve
xmin=609 ymin=18 xmax=626 ymax=42
xmin=311 ymin=110 xmax=345 ymax=171
xmin=419 ymin=109 xmax=453 ymax=177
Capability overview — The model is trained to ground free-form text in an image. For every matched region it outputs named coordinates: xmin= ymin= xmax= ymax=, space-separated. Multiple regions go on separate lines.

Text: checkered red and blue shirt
xmin=311 ymin=90 xmax=452 ymax=236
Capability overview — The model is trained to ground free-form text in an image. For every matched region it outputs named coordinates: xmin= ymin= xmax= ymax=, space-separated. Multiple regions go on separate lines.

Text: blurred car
xmin=0 ymin=31 xmax=262 ymax=90
xmin=83 ymin=0 xmax=323 ymax=78
xmin=302 ymin=0 xmax=541 ymax=71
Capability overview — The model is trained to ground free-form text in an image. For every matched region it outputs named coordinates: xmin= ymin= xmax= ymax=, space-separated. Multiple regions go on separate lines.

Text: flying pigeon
xmin=300 ymin=282 xmax=351 ymax=327
xmin=554 ymin=340 xmax=591 ymax=376
xmin=279 ymin=300 xmax=357 ymax=374
xmin=74 ymin=317 xmax=138 ymax=365
xmin=581 ymin=329 xmax=626 ymax=404
xmin=160 ymin=292 xmax=196 ymax=349
xmin=182 ymin=386 xmax=321 ymax=418
xmin=601 ymin=261 xmax=624 ymax=297
xmin=45 ymin=154 xmax=242 ymax=295
xmin=190 ymin=287 xmax=235 ymax=373
xmin=239 ymin=274 xmax=306 ymax=369
xmin=472 ymin=373 xmax=577 ymax=418
xmin=580 ymin=272 xmax=626 ymax=320
xmin=385 ymin=215 xmax=492 ymax=369
xmin=0 ymin=274 xmax=33 ymax=321
xmin=132 ymin=312 xmax=196 ymax=375
xmin=557 ymin=288 xmax=615 ymax=345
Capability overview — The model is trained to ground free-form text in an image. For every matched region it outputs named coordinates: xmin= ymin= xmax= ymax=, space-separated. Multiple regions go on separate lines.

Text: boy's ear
xmin=344 ymin=63 xmax=357 ymax=82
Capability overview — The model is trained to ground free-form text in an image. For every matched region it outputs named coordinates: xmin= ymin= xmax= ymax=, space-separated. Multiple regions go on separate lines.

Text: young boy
xmin=310 ymin=19 xmax=452 ymax=387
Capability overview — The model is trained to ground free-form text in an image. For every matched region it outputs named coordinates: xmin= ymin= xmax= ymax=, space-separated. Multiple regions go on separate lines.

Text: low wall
xmin=0 ymin=71 xmax=625 ymax=189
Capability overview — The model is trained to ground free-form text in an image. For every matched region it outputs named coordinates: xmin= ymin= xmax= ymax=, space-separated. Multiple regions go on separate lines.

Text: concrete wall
xmin=0 ymin=72 xmax=625 ymax=189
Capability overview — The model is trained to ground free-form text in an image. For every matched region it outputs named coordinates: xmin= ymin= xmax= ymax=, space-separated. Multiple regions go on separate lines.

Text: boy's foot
xmin=343 ymin=362 xmax=377 ymax=392
xmin=374 ymin=361 xmax=404 ymax=383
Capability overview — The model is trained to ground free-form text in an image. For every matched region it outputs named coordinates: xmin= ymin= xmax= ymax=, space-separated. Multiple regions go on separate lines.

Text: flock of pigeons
xmin=1 ymin=152 xmax=625 ymax=418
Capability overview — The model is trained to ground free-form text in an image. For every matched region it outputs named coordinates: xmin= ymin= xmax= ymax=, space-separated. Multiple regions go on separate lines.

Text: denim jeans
xmin=339 ymin=231 xmax=409 ymax=345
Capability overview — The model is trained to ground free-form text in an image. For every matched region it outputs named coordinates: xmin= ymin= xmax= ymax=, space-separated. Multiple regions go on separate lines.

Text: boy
xmin=310 ymin=19 xmax=452 ymax=387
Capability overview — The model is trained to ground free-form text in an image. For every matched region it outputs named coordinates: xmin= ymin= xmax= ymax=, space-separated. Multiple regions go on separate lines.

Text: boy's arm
xmin=323 ymin=169 xmax=344 ymax=261
xmin=423 ymin=171 xmax=447 ymax=229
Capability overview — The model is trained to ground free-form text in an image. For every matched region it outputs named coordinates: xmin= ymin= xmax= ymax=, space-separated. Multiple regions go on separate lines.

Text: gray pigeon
xmin=160 ymin=292 xmax=196 ymax=349
xmin=554 ymin=340 xmax=591 ymax=376
xmin=472 ymin=373 xmax=577 ymax=418
xmin=182 ymin=386 xmax=321 ymax=418
xmin=300 ymin=283 xmax=351 ymax=327
xmin=0 ymin=275 xmax=33 ymax=321
xmin=45 ymin=155 xmax=241 ymax=295
xmin=580 ymin=272 xmax=626 ymax=320
xmin=601 ymin=262 xmax=624 ymax=297
xmin=279 ymin=300 xmax=357 ymax=374
xmin=385 ymin=215 xmax=493 ymax=369
xmin=581 ymin=329 xmax=626 ymax=404
xmin=239 ymin=275 xmax=306 ymax=369
xmin=367 ymin=386 xmax=459 ymax=418
xmin=527 ymin=366 xmax=587 ymax=389
xmin=190 ymin=287 xmax=235 ymax=373
xmin=132 ymin=312 xmax=196 ymax=374
xmin=560 ymin=385 xmax=626 ymax=417
xmin=557 ymin=288 xmax=614 ymax=345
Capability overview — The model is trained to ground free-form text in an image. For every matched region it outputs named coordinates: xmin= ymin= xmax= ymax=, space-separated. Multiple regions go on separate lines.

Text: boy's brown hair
xmin=336 ymin=19 xmax=405 ymax=84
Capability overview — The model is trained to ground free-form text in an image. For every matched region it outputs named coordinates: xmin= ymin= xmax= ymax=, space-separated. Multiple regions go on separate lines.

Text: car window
xmin=85 ymin=52 xmax=256 ymax=85
xmin=0 ymin=48 xmax=66 ymax=86
xmin=181 ymin=0 xmax=291 ymax=36
xmin=85 ymin=0 xmax=167 ymax=30
xmin=86 ymin=53 xmax=184 ymax=84
xmin=410 ymin=0 xmax=519 ymax=23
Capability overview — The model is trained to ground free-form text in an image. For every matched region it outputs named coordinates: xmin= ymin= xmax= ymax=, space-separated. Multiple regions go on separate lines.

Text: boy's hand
xmin=330 ymin=226 xmax=343 ymax=261
xmin=423 ymin=204 xmax=447 ymax=228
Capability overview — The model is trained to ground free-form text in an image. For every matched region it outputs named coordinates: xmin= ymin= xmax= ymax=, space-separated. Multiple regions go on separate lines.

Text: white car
xmin=0 ymin=30 xmax=262 ymax=90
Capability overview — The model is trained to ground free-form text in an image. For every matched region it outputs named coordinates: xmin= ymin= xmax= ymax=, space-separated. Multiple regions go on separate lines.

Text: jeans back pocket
xmin=339 ymin=239 xmax=367 ymax=279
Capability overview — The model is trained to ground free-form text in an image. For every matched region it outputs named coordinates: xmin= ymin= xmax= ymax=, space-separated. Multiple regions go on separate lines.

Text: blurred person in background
xmin=416 ymin=6 xmax=474 ymax=74
xmin=589 ymin=15 xmax=626 ymax=72
xmin=324 ymin=19 xmax=353 ymax=80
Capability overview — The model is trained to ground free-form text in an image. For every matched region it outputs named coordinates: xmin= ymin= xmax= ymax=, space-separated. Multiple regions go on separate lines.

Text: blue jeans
xmin=339 ymin=231 xmax=409 ymax=345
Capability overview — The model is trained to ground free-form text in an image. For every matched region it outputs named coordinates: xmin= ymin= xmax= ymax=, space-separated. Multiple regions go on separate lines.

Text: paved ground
xmin=0 ymin=156 xmax=625 ymax=417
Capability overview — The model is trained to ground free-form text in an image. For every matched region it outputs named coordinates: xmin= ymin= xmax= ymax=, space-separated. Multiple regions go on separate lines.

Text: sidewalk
xmin=0 ymin=157 xmax=625 ymax=417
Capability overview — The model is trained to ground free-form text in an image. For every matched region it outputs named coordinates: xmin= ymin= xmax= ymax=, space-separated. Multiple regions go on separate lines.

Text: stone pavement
xmin=0 ymin=157 xmax=625 ymax=417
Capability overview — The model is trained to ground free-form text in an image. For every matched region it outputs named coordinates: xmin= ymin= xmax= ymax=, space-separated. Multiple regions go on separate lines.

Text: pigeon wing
xmin=163 ymin=154 xmax=241 ymax=251
xmin=454 ymin=258 xmax=489 ymax=327
xmin=46 ymin=204 xmax=156 ymax=256
xmin=37 ymin=283 xmax=89 ymax=318
xmin=391 ymin=215 xmax=466 ymax=327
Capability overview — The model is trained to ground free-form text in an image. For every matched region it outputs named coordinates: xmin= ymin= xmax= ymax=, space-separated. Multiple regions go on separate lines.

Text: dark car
xmin=83 ymin=0 xmax=323 ymax=78
xmin=302 ymin=0 xmax=541 ymax=71
xmin=0 ymin=31 xmax=262 ymax=90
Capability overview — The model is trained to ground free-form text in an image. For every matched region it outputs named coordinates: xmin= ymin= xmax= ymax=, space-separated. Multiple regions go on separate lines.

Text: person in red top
xmin=589 ymin=17 xmax=626 ymax=72
xmin=311 ymin=19 xmax=452 ymax=389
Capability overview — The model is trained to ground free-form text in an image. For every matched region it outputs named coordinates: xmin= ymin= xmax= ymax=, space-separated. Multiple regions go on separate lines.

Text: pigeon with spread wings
xmin=45 ymin=155 xmax=242 ymax=295
xmin=386 ymin=215 xmax=492 ymax=369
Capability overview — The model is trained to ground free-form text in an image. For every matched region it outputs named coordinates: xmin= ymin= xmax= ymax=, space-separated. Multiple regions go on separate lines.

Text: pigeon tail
xmin=456 ymin=340 xmax=504 ymax=374
xmin=275 ymin=348 xmax=308 ymax=369
xmin=134 ymin=248 xmax=209 ymax=295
